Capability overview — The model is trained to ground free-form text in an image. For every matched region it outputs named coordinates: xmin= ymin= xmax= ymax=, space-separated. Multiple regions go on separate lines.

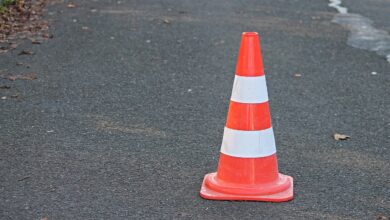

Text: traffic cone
xmin=200 ymin=32 xmax=293 ymax=202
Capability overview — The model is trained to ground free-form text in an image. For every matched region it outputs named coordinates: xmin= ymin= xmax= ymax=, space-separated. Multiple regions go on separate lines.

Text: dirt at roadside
xmin=0 ymin=0 xmax=50 ymax=54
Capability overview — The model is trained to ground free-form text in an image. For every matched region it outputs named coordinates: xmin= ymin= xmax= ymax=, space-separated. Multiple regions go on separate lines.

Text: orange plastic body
xmin=226 ymin=101 xmax=271 ymax=131
xmin=199 ymin=32 xmax=293 ymax=202
xmin=200 ymin=154 xmax=293 ymax=202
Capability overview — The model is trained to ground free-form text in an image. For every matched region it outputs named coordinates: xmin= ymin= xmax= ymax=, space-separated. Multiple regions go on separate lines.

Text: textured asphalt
xmin=0 ymin=0 xmax=389 ymax=219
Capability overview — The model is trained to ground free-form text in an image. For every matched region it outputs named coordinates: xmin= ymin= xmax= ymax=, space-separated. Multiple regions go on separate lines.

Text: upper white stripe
xmin=230 ymin=75 xmax=269 ymax=104
xmin=220 ymin=127 xmax=276 ymax=158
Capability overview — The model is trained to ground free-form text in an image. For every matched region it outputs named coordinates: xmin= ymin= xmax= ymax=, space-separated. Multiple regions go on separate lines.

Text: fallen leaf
xmin=10 ymin=43 xmax=18 ymax=49
xmin=0 ymin=85 xmax=11 ymax=89
xmin=67 ymin=2 xmax=76 ymax=8
xmin=10 ymin=94 xmax=19 ymax=98
xmin=30 ymin=39 xmax=42 ymax=44
xmin=3 ymin=73 xmax=37 ymax=81
xmin=333 ymin=133 xmax=350 ymax=141
xmin=42 ymin=34 xmax=54 ymax=39
xmin=377 ymin=215 xmax=389 ymax=220
xmin=18 ymin=50 xmax=34 ymax=55
xmin=15 ymin=62 xmax=30 ymax=68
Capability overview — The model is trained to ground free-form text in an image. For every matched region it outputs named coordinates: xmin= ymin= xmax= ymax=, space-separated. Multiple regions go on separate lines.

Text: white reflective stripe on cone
xmin=220 ymin=127 xmax=276 ymax=158
xmin=230 ymin=75 xmax=269 ymax=104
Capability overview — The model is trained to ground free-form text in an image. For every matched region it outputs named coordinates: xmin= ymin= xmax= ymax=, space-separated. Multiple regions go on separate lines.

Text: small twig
xmin=18 ymin=176 xmax=30 ymax=181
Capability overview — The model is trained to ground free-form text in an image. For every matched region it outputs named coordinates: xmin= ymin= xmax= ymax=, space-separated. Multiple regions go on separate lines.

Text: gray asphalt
xmin=1 ymin=0 xmax=389 ymax=219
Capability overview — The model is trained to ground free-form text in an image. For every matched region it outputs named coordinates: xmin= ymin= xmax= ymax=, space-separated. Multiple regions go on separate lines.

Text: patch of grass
xmin=1 ymin=0 xmax=16 ymax=7
xmin=0 ymin=0 xmax=15 ymax=14
xmin=0 ymin=6 xmax=6 ymax=14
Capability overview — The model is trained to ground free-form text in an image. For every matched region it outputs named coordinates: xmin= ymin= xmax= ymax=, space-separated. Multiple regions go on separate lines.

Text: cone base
xmin=200 ymin=172 xmax=293 ymax=202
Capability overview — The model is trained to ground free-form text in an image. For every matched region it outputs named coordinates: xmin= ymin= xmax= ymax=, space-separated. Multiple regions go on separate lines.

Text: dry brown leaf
xmin=15 ymin=62 xmax=30 ymax=68
xmin=377 ymin=215 xmax=389 ymax=220
xmin=3 ymin=73 xmax=37 ymax=81
xmin=10 ymin=43 xmax=18 ymax=49
xmin=10 ymin=94 xmax=19 ymax=98
xmin=67 ymin=2 xmax=76 ymax=8
xmin=42 ymin=33 xmax=53 ymax=39
xmin=30 ymin=39 xmax=42 ymax=44
xmin=333 ymin=133 xmax=350 ymax=141
xmin=18 ymin=50 xmax=34 ymax=55
xmin=0 ymin=85 xmax=11 ymax=89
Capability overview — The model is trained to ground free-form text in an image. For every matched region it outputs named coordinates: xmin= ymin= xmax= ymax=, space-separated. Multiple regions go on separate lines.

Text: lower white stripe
xmin=230 ymin=75 xmax=269 ymax=103
xmin=220 ymin=127 xmax=276 ymax=158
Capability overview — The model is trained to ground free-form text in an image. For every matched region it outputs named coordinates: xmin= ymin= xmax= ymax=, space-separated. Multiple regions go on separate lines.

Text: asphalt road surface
xmin=1 ymin=0 xmax=389 ymax=219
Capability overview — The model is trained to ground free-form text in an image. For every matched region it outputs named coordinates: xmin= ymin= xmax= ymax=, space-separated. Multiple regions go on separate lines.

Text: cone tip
xmin=242 ymin=32 xmax=258 ymax=37
xmin=236 ymin=32 xmax=264 ymax=76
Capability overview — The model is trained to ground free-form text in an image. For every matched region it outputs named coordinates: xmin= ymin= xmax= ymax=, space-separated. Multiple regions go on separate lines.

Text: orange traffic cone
xmin=200 ymin=32 xmax=293 ymax=202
